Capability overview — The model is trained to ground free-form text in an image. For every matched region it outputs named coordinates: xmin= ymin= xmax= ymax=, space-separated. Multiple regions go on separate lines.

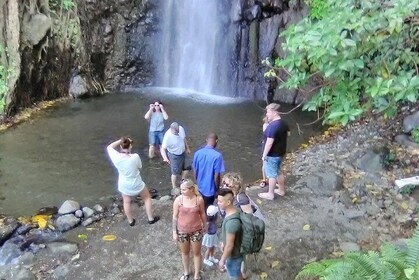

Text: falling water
xmin=158 ymin=0 xmax=234 ymax=96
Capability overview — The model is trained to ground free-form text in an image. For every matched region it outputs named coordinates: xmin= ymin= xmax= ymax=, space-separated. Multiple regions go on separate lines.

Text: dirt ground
xmin=53 ymin=183 xmax=368 ymax=280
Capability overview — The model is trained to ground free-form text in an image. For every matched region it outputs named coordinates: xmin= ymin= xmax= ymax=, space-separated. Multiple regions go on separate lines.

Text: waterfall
xmin=158 ymin=0 xmax=235 ymax=96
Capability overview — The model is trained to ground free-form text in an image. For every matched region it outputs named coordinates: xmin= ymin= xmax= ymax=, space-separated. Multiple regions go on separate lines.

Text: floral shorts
xmin=178 ymin=230 xmax=203 ymax=243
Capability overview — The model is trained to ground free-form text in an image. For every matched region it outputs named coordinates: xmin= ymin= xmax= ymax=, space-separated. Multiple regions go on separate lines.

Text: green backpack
xmin=233 ymin=211 xmax=265 ymax=255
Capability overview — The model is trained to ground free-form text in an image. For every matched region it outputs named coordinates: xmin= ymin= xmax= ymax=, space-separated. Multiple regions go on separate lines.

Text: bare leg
xmin=122 ymin=195 xmax=134 ymax=223
xmin=204 ymin=247 xmax=210 ymax=259
xmin=138 ymin=186 xmax=153 ymax=220
xmin=179 ymin=241 xmax=191 ymax=276
xmin=275 ymin=174 xmax=286 ymax=196
xmin=191 ymin=240 xmax=202 ymax=279
xmin=171 ymin=174 xmax=178 ymax=189
xmin=148 ymin=145 xmax=155 ymax=159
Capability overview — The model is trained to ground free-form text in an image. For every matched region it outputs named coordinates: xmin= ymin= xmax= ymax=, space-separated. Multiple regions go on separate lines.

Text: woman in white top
xmin=107 ymin=137 xmax=159 ymax=226
xmin=144 ymin=100 xmax=169 ymax=158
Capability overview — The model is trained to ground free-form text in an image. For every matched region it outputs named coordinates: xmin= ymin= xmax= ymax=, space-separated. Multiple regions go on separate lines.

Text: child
xmin=202 ymin=205 xmax=219 ymax=267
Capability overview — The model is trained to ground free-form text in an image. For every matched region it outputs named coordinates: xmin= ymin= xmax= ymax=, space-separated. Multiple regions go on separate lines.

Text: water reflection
xmin=0 ymin=88 xmax=321 ymax=216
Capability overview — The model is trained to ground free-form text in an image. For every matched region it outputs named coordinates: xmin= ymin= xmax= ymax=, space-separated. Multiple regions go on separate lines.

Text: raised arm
xmin=159 ymin=104 xmax=169 ymax=120
xmin=107 ymin=139 xmax=122 ymax=151
xmin=144 ymin=104 xmax=154 ymax=120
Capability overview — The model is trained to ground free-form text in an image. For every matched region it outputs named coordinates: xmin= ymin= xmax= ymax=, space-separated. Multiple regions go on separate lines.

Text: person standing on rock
xmin=172 ymin=179 xmax=207 ymax=280
xmin=144 ymin=100 xmax=169 ymax=159
xmin=258 ymin=103 xmax=289 ymax=201
xmin=161 ymin=122 xmax=191 ymax=192
xmin=106 ymin=137 xmax=160 ymax=226
xmin=192 ymin=133 xmax=225 ymax=210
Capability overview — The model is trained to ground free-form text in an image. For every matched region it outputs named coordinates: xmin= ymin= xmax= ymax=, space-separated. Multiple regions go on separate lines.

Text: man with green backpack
xmin=218 ymin=188 xmax=244 ymax=280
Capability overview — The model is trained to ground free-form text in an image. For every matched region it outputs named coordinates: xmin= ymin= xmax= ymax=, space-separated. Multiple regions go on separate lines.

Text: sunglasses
xmin=222 ymin=181 xmax=232 ymax=188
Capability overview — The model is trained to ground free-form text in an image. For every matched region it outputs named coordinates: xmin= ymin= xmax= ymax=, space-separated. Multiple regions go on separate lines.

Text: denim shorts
xmin=226 ymin=256 xmax=243 ymax=280
xmin=265 ymin=156 xmax=282 ymax=178
xmin=148 ymin=131 xmax=164 ymax=145
xmin=168 ymin=152 xmax=185 ymax=175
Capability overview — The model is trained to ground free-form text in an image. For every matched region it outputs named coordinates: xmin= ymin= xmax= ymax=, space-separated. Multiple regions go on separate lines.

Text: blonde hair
xmin=266 ymin=103 xmax=281 ymax=113
xmin=180 ymin=179 xmax=199 ymax=196
xmin=222 ymin=172 xmax=244 ymax=195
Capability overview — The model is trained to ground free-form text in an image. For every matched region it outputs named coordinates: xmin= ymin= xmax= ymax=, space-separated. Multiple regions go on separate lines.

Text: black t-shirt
xmin=264 ymin=119 xmax=289 ymax=157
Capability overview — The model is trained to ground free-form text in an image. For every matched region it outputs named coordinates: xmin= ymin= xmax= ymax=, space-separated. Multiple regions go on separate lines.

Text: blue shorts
xmin=148 ymin=131 xmax=164 ymax=146
xmin=168 ymin=152 xmax=185 ymax=175
xmin=265 ymin=156 xmax=282 ymax=178
xmin=226 ymin=256 xmax=243 ymax=280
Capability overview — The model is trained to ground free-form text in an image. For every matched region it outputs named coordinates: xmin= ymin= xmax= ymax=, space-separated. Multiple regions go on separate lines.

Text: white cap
xmin=206 ymin=205 xmax=219 ymax=216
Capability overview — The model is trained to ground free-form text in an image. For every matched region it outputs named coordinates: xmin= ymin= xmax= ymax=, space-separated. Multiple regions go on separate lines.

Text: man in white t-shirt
xmin=161 ymin=122 xmax=191 ymax=190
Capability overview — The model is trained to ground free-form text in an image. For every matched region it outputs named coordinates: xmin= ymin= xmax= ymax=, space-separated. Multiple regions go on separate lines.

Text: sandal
xmin=148 ymin=216 xmax=160 ymax=224
xmin=180 ymin=273 xmax=189 ymax=280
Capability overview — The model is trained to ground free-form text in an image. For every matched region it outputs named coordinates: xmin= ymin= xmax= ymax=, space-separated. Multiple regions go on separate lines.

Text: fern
xmin=406 ymin=226 xmax=419 ymax=267
xmin=296 ymin=224 xmax=419 ymax=280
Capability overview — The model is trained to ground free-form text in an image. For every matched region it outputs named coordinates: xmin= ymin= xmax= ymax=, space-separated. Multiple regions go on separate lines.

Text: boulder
xmin=58 ymin=200 xmax=80 ymax=215
xmin=403 ymin=111 xmax=419 ymax=133
xmin=74 ymin=210 xmax=83 ymax=218
xmin=22 ymin=13 xmax=51 ymax=45
xmin=55 ymin=214 xmax=80 ymax=232
xmin=93 ymin=204 xmax=104 ymax=213
xmin=0 ymin=216 xmax=19 ymax=245
xmin=69 ymin=75 xmax=89 ymax=99
xmin=0 ymin=237 xmax=23 ymax=265
xmin=355 ymin=150 xmax=385 ymax=173
xmin=82 ymin=207 xmax=95 ymax=218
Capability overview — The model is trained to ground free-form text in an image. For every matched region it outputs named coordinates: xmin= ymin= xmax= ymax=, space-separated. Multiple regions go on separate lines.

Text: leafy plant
xmin=400 ymin=184 xmax=417 ymax=196
xmin=411 ymin=127 xmax=419 ymax=143
xmin=0 ymin=45 xmax=10 ymax=115
xmin=296 ymin=224 xmax=419 ymax=279
xmin=265 ymin=0 xmax=419 ymax=125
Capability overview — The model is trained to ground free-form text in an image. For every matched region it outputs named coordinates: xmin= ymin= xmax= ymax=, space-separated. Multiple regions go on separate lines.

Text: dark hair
xmin=120 ymin=137 xmax=133 ymax=149
xmin=152 ymin=100 xmax=163 ymax=112
xmin=217 ymin=188 xmax=234 ymax=197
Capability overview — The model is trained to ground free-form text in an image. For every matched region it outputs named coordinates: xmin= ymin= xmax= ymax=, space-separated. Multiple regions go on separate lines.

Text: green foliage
xmin=305 ymin=0 xmax=329 ymax=20
xmin=400 ymin=184 xmax=417 ymax=196
xmin=295 ymin=224 xmax=419 ymax=280
xmin=265 ymin=0 xmax=419 ymax=125
xmin=411 ymin=127 xmax=419 ymax=143
xmin=49 ymin=0 xmax=80 ymax=51
xmin=0 ymin=45 xmax=10 ymax=114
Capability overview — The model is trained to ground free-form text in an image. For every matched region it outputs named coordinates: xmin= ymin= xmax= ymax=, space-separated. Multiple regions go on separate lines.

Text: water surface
xmin=0 ymin=88 xmax=321 ymax=216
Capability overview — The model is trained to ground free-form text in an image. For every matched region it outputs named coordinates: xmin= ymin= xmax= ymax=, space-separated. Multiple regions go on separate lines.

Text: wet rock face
xmin=79 ymin=0 xmax=160 ymax=90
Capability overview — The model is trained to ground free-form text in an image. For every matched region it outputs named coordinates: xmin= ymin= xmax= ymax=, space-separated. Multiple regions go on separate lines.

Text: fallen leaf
xmin=78 ymin=234 xmax=88 ymax=240
xmin=102 ymin=234 xmax=117 ymax=241
xmin=265 ymin=246 xmax=272 ymax=251
xmin=271 ymin=260 xmax=281 ymax=268
xmin=303 ymin=224 xmax=311 ymax=231
xmin=32 ymin=215 xmax=50 ymax=229
xmin=260 ymin=272 xmax=268 ymax=279
xmin=256 ymin=199 xmax=263 ymax=205
xmin=401 ymin=202 xmax=409 ymax=210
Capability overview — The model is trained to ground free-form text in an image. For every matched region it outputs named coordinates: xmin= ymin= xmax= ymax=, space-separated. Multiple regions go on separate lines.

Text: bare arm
xmin=161 ymin=147 xmax=170 ymax=163
xmin=144 ymin=104 xmax=153 ymax=120
xmin=107 ymin=139 xmax=122 ymax=150
xmin=184 ymin=138 xmax=191 ymax=154
xmin=214 ymin=173 xmax=221 ymax=190
xmin=172 ymin=197 xmax=180 ymax=241
xmin=220 ymin=232 xmax=236 ymax=264
xmin=160 ymin=104 xmax=169 ymax=120
xmin=262 ymin=137 xmax=274 ymax=160
xmin=199 ymin=197 xmax=207 ymax=232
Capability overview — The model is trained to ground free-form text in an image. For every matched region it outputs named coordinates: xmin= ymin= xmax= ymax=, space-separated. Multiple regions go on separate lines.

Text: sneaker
xmin=203 ymin=259 xmax=214 ymax=266
xmin=209 ymin=256 xmax=219 ymax=264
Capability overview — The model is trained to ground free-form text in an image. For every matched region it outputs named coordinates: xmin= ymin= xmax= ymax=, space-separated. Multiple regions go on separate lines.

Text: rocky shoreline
xmin=0 ymin=108 xmax=418 ymax=279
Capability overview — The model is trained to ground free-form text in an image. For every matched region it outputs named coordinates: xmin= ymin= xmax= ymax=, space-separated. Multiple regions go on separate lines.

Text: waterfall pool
xmin=0 ymin=88 xmax=321 ymax=216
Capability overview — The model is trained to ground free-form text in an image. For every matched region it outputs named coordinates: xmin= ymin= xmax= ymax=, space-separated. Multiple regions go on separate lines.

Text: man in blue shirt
xmin=193 ymin=133 xmax=225 ymax=210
